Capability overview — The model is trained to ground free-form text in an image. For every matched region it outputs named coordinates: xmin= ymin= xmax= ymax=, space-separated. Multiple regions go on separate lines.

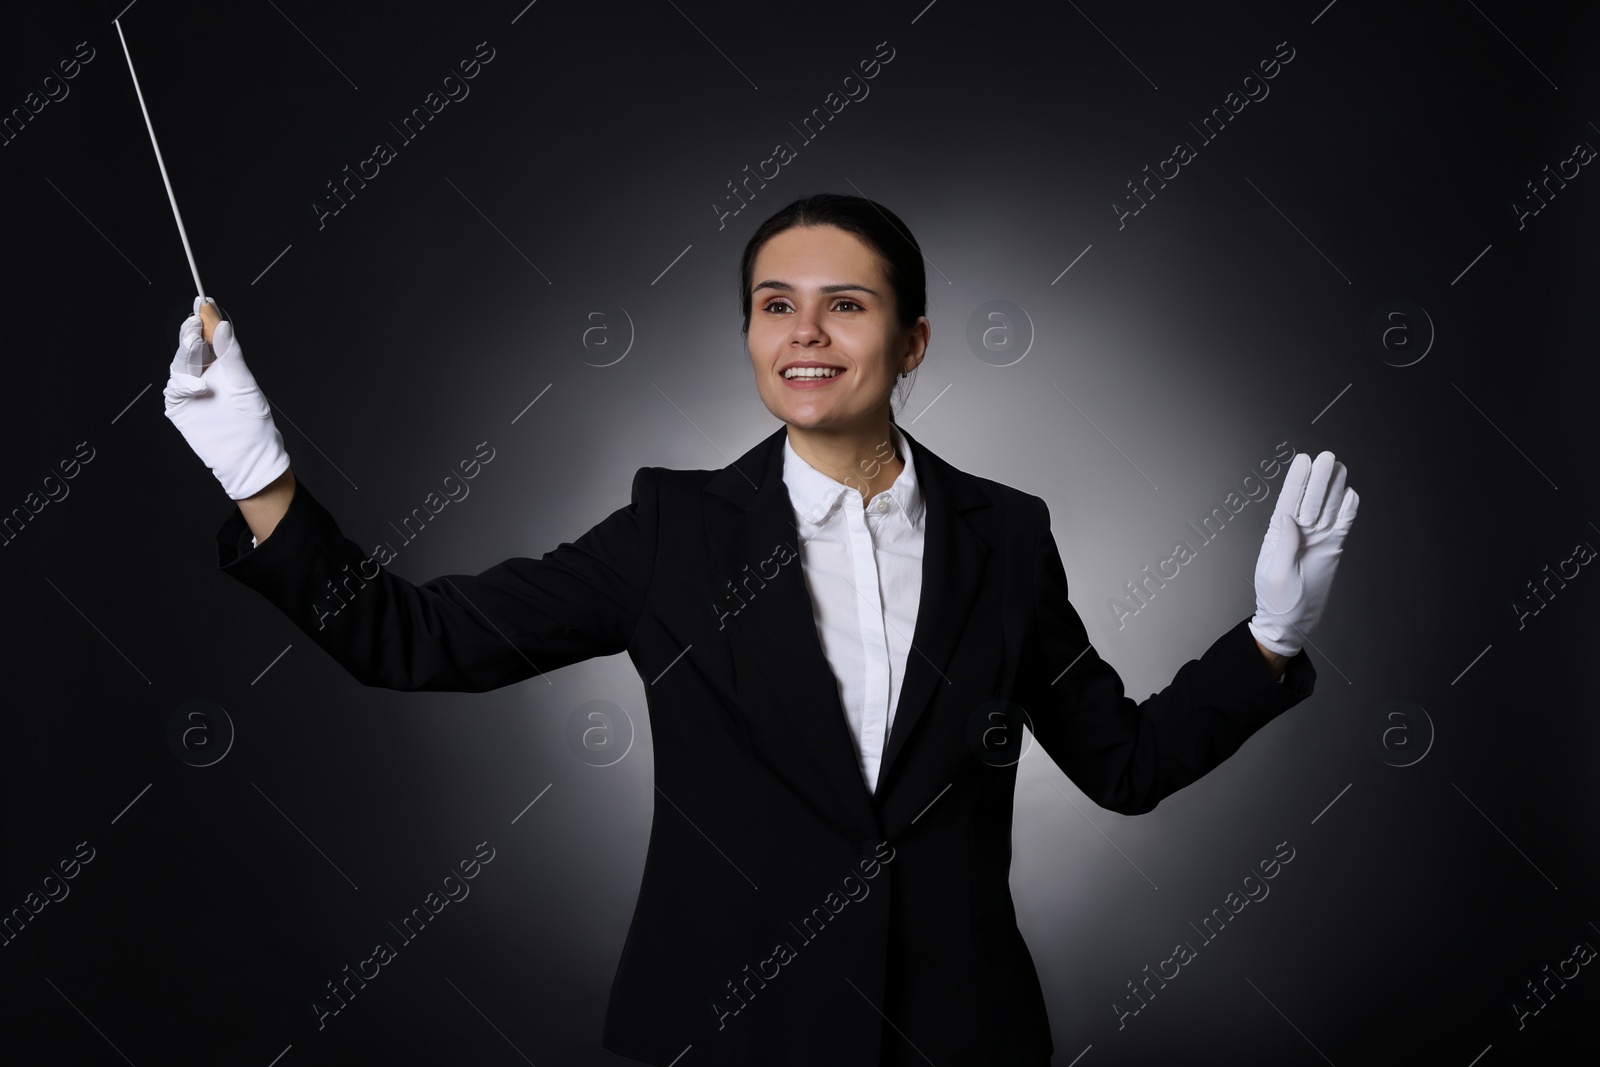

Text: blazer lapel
xmin=702 ymin=423 xmax=992 ymax=830
xmin=704 ymin=426 xmax=878 ymax=835
xmin=875 ymin=426 xmax=991 ymax=792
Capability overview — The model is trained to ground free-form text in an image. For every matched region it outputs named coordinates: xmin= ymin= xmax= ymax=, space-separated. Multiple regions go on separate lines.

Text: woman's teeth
xmin=783 ymin=367 xmax=842 ymax=379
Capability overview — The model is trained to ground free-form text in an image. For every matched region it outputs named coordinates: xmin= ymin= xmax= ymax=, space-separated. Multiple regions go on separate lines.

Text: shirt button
xmin=874 ymin=498 xmax=888 ymax=512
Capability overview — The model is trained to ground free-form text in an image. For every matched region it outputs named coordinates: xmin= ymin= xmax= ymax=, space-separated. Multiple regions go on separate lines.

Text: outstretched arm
xmin=1019 ymin=496 xmax=1317 ymax=816
xmin=166 ymin=298 xmax=658 ymax=693
xmin=215 ymin=468 xmax=660 ymax=693
xmin=1022 ymin=450 xmax=1359 ymax=812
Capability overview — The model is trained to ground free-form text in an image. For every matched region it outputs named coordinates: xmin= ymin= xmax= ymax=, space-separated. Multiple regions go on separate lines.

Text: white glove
xmin=163 ymin=297 xmax=292 ymax=500
xmin=1247 ymin=451 xmax=1359 ymax=657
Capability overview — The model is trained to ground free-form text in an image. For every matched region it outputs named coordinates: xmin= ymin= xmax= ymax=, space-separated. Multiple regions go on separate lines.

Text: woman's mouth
xmin=780 ymin=366 xmax=844 ymax=388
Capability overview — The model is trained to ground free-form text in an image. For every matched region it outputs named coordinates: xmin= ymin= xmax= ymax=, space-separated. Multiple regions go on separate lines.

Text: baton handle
xmin=198 ymin=300 xmax=221 ymax=345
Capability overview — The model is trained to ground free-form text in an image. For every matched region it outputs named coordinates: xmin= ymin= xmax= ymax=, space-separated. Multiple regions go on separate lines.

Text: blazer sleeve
xmin=213 ymin=470 xmax=659 ymax=693
xmin=1017 ymin=497 xmax=1316 ymax=815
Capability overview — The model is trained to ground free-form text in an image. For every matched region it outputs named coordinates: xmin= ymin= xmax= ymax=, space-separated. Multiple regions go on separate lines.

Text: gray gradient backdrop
xmin=3 ymin=0 xmax=1596 ymax=1063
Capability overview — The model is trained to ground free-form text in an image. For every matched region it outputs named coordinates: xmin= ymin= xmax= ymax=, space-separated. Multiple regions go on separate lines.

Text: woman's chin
xmin=780 ymin=410 xmax=876 ymax=435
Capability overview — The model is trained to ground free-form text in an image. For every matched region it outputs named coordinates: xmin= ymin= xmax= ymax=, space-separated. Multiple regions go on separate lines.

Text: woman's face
xmin=746 ymin=225 xmax=926 ymax=435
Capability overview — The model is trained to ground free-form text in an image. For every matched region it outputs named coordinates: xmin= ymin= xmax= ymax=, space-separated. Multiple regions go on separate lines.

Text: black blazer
xmin=216 ymin=422 xmax=1315 ymax=1066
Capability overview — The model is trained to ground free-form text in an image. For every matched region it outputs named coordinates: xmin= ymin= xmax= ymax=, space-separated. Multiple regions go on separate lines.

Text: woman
xmin=165 ymin=193 xmax=1357 ymax=1066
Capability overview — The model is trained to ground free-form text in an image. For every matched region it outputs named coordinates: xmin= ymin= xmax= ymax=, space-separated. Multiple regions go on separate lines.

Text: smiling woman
xmin=740 ymin=193 xmax=928 ymax=504
xmin=164 ymin=190 xmax=1357 ymax=1066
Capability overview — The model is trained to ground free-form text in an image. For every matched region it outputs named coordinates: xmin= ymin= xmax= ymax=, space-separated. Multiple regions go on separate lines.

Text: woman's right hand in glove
xmin=163 ymin=297 xmax=293 ymax=501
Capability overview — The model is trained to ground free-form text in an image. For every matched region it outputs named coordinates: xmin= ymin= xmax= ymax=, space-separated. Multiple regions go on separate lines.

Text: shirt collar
xmin=782 ymin=424 xmax=924 ymax=528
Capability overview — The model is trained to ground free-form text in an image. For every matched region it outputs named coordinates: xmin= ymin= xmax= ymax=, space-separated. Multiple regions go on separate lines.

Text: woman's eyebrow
xmin=752 ymin=280 xmax=882 ymax=296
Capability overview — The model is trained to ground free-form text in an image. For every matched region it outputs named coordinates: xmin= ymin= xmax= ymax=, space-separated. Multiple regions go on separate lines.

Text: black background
xmin=2 ymin=1 xmax=1596 ymax=1063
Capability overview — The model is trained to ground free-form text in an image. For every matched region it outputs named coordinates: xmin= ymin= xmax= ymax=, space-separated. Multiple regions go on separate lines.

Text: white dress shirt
xmin=781 ymin=425 xmax=925 ymax=794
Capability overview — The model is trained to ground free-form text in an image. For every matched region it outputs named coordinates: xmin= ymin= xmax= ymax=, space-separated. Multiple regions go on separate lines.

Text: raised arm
xmin=165 ymin=298 xmax=658 ymax=692
xmin=1015 ymin=497 xmax=1316 ymax=816
xmin=215 ymin=467 xmax=658 ymax=692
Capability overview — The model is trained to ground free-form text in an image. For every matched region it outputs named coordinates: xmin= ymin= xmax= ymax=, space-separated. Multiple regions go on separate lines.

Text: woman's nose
xmin=789 ymin=306 xmax=827 ymax=343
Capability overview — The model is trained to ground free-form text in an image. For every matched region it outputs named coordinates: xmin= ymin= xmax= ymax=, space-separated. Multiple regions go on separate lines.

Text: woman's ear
xmin=901 ymin=315 xmax=931 ymax=372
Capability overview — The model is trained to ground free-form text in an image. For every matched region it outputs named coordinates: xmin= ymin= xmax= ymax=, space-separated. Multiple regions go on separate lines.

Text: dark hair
xmin=739 ymin=193 xmax=928 ymax=337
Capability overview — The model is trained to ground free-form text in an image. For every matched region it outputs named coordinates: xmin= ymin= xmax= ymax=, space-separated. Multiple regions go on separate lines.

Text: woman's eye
xmin=761 ymin=298 xmax=862 ymax=313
